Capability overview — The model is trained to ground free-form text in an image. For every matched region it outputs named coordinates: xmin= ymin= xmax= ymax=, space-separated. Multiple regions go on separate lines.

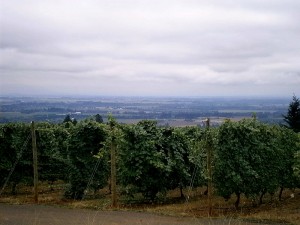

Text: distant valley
xmin=0 ymin=96 xmax=290 ymax=126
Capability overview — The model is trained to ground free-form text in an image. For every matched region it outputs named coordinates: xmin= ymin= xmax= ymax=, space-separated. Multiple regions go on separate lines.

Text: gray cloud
xmin=1 ymin=0 xmax=300 ymax=97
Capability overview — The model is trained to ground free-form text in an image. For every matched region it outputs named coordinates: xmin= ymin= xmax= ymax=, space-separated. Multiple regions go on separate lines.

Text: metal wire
xmin=0 ymin=133 xmax=31 ymax=196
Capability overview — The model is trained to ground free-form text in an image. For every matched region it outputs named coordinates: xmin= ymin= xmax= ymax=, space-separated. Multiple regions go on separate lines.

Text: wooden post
xmin=109 ymin=118 xmax=117 ymax=207
xmin=111 ymin=141 xmax=117 ymax=207
xmin=31 ymin=121 xmax=38 ymax=203
xmin=206 ymin=118 xmax=212 ymax=216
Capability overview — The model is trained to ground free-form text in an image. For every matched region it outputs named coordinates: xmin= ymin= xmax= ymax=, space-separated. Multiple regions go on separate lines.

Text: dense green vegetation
xmin=214 ymin=119 xmax=299 ymax=208
xmin=0 ymin=116 xmax=299 ymax=208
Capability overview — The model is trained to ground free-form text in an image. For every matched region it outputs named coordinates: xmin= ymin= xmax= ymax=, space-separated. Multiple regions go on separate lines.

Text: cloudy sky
xmin=1 ymin=0 xmax=299 ymax=97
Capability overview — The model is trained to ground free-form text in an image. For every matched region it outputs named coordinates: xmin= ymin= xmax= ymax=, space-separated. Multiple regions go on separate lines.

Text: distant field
xmin=218 ymin=109 xmax=277 ymax=113
xmin=117 ymin=118 xmax=253 ymax=127
xmin=0 ymin=96 xmax=288 ymax=124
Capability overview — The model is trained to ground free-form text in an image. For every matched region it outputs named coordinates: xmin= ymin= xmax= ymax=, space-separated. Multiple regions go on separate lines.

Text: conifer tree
xmin=63 ymin=114 xmax=72 ymax=123
xmin=95 ymin=114 xmax=103 ymax=123
xmin=283 ymin=95 xmax=300 ymax=133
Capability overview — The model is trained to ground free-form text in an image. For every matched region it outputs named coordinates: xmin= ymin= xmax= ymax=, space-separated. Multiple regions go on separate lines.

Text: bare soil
xmin=0 ymin=184 xmax=299 ymax=225
xmin=0 ymin=203 xmax=277 ymax=225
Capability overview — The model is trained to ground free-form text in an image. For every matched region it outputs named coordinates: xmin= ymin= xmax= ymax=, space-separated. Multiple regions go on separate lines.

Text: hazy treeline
xmin=0 ymin=117 xmax=299 ymax=208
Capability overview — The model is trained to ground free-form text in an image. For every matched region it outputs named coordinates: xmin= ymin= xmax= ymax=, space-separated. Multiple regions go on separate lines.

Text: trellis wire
xmin=185 ymin=164 xmax=199 ymax=203
xmin=81 ymin=156 xmax=103 ymax=200
xmin=0 ymin=133 xmax=31 ymax=196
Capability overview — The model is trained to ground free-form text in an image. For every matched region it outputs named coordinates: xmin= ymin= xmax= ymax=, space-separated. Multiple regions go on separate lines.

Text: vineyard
xmin=1 ymin=116 xmax=300 ymax=222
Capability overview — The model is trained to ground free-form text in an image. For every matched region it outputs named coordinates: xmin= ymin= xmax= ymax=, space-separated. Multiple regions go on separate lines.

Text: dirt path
xmin=0 ymin=203 xmax=272 ymax=225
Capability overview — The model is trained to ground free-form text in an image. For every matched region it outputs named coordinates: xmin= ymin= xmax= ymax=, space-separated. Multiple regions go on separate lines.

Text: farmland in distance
xmin=0 ymin=96 xmax=290 ymax=126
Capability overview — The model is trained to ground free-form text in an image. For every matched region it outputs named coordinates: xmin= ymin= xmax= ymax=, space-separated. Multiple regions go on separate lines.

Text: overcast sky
xmin=1 ymin=0 xmax=299 ymax=97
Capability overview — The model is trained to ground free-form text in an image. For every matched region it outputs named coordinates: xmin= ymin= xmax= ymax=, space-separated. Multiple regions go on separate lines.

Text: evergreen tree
xmin=95 ymin=114 xmax=103 ymax=123
xmin=63 ymin=114 xmax=72 ymax=123
xmin=283 ymin=95 xmax=300 ymax=133
xmin=63 ymin=114 xmax=77 ymax=126
xmin=72 ymin=118 xmax=78 ymax=125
